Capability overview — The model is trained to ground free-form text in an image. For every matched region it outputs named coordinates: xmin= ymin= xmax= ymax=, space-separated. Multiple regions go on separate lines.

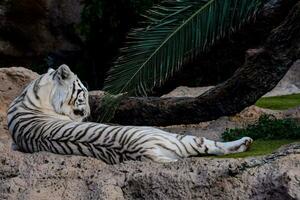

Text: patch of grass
xmin=255 ymin=93 xmax=300 ymax=110
xmin=222 ymin=115 xmax=300 ymax=141
xmin=218 ymin=115 xmax=300 ymax=158
xmin=218 ymin=139 xmax=299 ymax=158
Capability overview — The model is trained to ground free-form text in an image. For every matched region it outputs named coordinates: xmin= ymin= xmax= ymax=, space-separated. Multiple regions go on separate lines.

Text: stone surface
xmin=0 ymin=67 xmax=299 ymax=199
xmin=0 ymin=138 xmax=299 ymax=200
xmin=264 ymin=60 xmax=300 ymax=97
xmin=0 ymin=0 xmax=83 ymax=64
xmin=0 ymin=67 xmax=38 ymax=141
xmin=0 ymin=67 xmax=39 ymax=112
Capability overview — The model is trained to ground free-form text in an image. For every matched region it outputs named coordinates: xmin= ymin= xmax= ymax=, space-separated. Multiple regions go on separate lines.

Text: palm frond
xmin=104 ymin=0 xmax=263 ymax=96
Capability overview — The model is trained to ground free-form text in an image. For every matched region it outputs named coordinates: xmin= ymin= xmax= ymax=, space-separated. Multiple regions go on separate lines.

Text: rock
xmin=0 ymin=137 xmax=299 ymax=199
xmin=264 ymin=60 xmax=300 ymax=97
xmin=281 ymin=106 xmax=300 ymax=122
xmin=0 ymin=0 xmax=83 ymax=64
xmin=0 ymin=67 xmax=38 ymax=141
xmin=229 ymin=105 xmax=278 ymax=122
xmin=0 ymin=67 xmax=39 ymax=112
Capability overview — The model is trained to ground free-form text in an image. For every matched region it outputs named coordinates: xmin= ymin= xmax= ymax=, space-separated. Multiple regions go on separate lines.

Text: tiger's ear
xmin=47 ymin=68 xmax=55 ymax=73
xmin=56 ymin=64 xmax=73 ymax=81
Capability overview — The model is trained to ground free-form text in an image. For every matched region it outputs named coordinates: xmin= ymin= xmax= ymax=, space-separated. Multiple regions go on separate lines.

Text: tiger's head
xmin=34 ymin=64 xmax=90 ymax=121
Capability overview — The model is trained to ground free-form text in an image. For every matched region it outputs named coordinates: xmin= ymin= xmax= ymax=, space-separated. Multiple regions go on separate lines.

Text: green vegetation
xmin=93 ymin=92 xmax=127 ymax=123
xmin=222 ymin=115 xmax=300 ymax=141
xmin=218 ymin=139 xmax=299 ymax=158
xmin=255 ymin=93 xmax=300 ymax=110
xmin=218 ymin=115 xmax=300 ymax=158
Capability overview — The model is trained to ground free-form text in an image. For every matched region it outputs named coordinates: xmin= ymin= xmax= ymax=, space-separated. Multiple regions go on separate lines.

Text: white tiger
xmin=7 ymin=64 xmax=253 ymax=164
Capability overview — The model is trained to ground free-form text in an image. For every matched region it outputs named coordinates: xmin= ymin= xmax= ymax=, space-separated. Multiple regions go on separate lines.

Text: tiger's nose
xmin=74 ymin=109 xmax=85 ymax=116
xmin=77 ymin=99 xmax=85 ymax=104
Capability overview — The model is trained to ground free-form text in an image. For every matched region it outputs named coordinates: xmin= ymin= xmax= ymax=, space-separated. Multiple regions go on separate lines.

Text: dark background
xmin=0 ymin=0 xmax=293 ymax=95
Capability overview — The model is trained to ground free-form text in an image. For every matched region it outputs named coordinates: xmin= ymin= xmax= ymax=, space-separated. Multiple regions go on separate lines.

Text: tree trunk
xmin=89 ymin=2 xmax=300 ymax=126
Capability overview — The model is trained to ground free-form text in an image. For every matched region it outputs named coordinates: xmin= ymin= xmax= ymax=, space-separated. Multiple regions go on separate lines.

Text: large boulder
xmin=0 ymin=67 xmax=39 ymax=112
xmin=0 ymin=67 xmax=38 ymax=141
xmin=0 ymin=139 xmax=299 ymax=199
xmin=0 ymin=0 xmax=83 ymax=65
xmin=264 ymin=60 xmax=300 ymax=97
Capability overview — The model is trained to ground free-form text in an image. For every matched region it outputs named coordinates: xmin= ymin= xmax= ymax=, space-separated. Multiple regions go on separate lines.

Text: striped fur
xmin=7 ymin=65 xmax=253 ymax=164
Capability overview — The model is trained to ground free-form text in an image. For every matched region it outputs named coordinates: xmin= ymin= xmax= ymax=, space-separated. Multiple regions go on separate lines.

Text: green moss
xmin=255 ymin=93 xmax=300 ymax=110
xmin=217 ymin=139 xmax=299 ymax=158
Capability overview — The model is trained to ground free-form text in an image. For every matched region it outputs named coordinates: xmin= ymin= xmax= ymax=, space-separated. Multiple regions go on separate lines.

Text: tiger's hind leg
xmin=138 ymin=134 xmax=253 ymax=163
xmin=125 ymin=129 xmax=253 ymax=162
xmin=171 ymin=135 xmax=253 ymax=157
xmin=140 ymin=145 xmax=179 ymax=163
xmin=181 ymin=136 xmax=253 ymax=156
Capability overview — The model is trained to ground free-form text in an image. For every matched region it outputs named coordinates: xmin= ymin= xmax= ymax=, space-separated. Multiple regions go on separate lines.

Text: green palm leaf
xmin=104 ymin=0 xmax=263 ymax=96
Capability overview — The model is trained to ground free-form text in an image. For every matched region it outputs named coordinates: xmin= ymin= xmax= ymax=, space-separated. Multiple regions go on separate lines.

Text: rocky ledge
xmin=0 ymin=140 xmax=299 ymax=200
xmin=0 ymin=67 xmax=299 ymax=200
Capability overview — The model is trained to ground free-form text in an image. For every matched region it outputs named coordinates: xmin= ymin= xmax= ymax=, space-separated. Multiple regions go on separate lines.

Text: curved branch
xmin=89 ymin=2 xmax=300 ymax=126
